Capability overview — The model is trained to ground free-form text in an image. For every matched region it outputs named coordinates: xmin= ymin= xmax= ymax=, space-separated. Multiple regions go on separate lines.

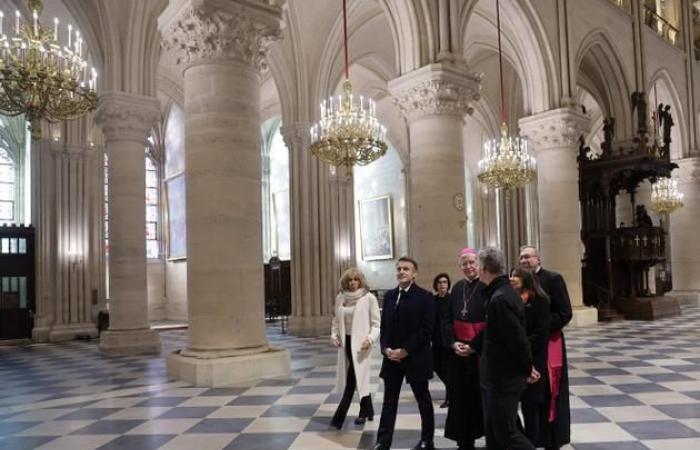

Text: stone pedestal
xmin=520 ymin=108 xmax=598 ymax=327
xmin=389 ymin=63 xmax=480 ymax=283
xmin=669 ymin=157 xmax=700 ymax=307
xmin=95 ymin=91 xmax=161 ymax=355
xmin=159 ymin=0 xmax=289 ymax=384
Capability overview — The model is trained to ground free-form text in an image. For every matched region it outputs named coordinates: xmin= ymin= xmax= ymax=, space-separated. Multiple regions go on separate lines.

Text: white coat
xmin=331 ymin=290 xmax=381 ymax=398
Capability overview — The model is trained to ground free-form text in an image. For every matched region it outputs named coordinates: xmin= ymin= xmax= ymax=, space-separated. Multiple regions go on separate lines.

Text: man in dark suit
xmin=370 ymin=257 xmax=436 ymax=450
xmin=520 ymin=245 xmax=573 ymax=450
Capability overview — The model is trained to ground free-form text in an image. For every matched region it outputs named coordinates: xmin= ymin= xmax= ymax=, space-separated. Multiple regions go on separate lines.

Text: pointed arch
xmin=574 ymin=29 xmax=633 ymax=139
xmin=647 ymin=68 xmax=687 ymax=160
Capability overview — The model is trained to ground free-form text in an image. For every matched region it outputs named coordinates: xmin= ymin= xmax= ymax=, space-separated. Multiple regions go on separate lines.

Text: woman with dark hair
xmin=330 ymin=267 xmax=380 ymax=429
xmin=510 ymin=266 xmax=551 ymax=446
xmin=432 ymin=273 xmax=451 ymax=408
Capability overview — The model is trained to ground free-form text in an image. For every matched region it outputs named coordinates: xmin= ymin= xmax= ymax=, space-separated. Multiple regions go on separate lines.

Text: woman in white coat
xmin=330 ymin=267 xmax=381 ymax=429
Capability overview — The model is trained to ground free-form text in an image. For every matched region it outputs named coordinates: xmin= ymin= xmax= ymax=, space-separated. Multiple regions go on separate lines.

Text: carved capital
xmin=159 ymin=0 xmax=284 ymax=70
xmin=519 ymin=107 xmax=591 ymax=152
xmin=95 ymin=92 xmax=160 ymax=144
xmin=280 ymin=122 xmax=311 ymax=151
xmin=389 ymin=63 xmax=481 ymax=122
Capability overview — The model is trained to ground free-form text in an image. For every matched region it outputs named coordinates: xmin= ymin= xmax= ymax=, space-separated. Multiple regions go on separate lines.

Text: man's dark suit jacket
xmin=379 ymin=283 xmax=435 ymax=383
xmin=536 ymin=268 xmax=573 ymax=332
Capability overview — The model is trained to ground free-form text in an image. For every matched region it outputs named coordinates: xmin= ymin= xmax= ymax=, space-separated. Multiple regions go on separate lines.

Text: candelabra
xmin=477 ymin=122 xmax=537 ymax=190
xmin=0 ymin=0 xmax=98 ymax=139
xmin=650 ymin=177 xmax=683 ymax=214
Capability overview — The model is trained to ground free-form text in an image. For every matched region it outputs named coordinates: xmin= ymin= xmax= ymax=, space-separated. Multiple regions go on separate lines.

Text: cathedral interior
xmin=1 ymin=0 xmax=700 ymax=449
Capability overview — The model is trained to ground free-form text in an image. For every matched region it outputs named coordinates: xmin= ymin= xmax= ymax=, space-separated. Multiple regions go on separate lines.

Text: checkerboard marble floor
xmin=2 ymin=307 xmax=700 ymax=450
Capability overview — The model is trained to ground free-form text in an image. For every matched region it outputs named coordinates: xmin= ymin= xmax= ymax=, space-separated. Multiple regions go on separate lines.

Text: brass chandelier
xmin=0 ymin=0 xmax=98 ymax=138
xmin=650 ymin=177 xmax=683 ymax=214
xmin=309 ymin=0 xmax=387 ymax=172
xmin=477 ymin=0 xmax=536 ymax=190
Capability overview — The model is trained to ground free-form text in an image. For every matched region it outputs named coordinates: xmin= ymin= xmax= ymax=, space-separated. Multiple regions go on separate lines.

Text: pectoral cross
xmin=634 ymin=235 xmax=641 ymax=246
xmin=642 ymin=236 xmax=648 ymax=247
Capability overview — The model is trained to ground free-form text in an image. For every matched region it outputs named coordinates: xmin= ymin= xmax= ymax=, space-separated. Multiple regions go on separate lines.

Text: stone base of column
xmin=570 ymin=306 xmax=598 ymax=327
xmin=32 ymin=327 xmax=51 ymax=343
xmin=668 ymin=290 xmax=700 ymax=307
xmin=166 ymin=347 xmax=291 ymax=386
xmin=48 ymin=324 xmax=99 ymax=342
xmin=99 ymin=328 xmax=161 ymax=356
xmin=288 ymin=315 xmax=332 ymax=337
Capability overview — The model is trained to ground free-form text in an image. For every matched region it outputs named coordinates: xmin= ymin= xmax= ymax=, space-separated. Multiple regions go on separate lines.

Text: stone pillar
xmin=95 ymin=91 xmax=161 ymax=355
xmin=389 ymin=63 xmax=480 ymax=284
xmin=160 ymin=0 xmax=290 ymax=385
xmin=282 ymin=123 xmax=333 ymax=336
xmin=520 ymin=107 xmax=598 ymax=327
xmin=670 ymin=157 xmax=700 ymax=305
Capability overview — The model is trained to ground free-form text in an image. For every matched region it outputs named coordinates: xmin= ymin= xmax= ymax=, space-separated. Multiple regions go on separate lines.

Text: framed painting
xmin=358 ymin=195 xmax=394 ymax=261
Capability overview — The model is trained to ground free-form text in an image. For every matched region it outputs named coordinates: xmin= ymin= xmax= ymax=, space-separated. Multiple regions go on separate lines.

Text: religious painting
xmin=358 ymin=195 xmax=393 ymax=261
xmin=166 ymin=174 xmax=187 ymax=260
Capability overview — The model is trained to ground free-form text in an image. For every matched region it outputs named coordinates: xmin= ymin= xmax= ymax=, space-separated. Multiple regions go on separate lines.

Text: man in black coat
xmin=469 ymin=247 xmax=536 ymax=450
xmin=370 ymin=257 xmax=436 ymax=450
xmin=520 ymin=245 xmax=573 ymax=450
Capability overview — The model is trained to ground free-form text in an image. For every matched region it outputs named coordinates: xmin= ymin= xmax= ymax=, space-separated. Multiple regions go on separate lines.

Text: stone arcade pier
xmin=159 ymin=0 xmax=290 ymax=385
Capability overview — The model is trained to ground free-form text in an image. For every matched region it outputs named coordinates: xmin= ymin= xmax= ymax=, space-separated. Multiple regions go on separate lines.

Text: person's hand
xmin=526 ymin=367 xmax=540 ymax=384
xmin=395 ymin=348 xmax=408 ymax=360
xmin=331 ymin=337 xmax=341 ymax=348
xmin=361 ymin=337 xmax=371 ymax=350
xmin=385 ymin=348 xmax=404 ymax=362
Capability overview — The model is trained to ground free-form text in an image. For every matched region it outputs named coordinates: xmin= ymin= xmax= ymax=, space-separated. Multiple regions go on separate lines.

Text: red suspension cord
xmin=342 ymin=0 xmax=349 ymax=80
xmin=496 ymin=0 xmax=506 ymax=124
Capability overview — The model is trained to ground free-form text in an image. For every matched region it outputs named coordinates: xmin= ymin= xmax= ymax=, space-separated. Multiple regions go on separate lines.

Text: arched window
xmin=0 ymin=148 xmax=14 ymax=223
xmin=261 ymin=117 xmax=290 ymax=261
xmin=145 ymin=149 xmax=160 ymax=259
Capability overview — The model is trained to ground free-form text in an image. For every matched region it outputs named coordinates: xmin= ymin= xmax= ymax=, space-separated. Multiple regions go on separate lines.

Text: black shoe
xmin=369 ymin=444 xmax=387 ymax=450
xmin=411 ymin=440 xmax=435 ymax=450
xmin=439 ymin=399 xmax=449 ymax=408
xmin=330 ymin=418 xmax=343 ymax=430
xmin=457 ymin=441 xmax=475 ymax=450
xmin=354 ymin=416 xmax=366 ymax=425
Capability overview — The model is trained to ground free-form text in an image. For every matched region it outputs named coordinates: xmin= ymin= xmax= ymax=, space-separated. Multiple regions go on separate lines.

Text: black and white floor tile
xmin=2 ymin=307 xmax=700 ymax=449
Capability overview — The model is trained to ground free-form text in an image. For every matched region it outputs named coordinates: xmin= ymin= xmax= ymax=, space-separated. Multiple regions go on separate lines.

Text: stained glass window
xmin=0 ymin=148 xmax=14 ymax=222
xmin=145 ymin=153 xmax=159 ymax=259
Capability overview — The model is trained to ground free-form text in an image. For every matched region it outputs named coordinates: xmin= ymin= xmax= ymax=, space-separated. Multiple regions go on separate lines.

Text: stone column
xmin=670 ymin=157 xmax=700 ymax=305
xmin=282 ymin=123 xmax=337 ymax=336
xmin=520 ymin=107 xmax=598 ymax=326
xmin=95 ymin=91 xmax=161 ymax=354
xmin=389 ymin=63 xmax=480 ymax=284
xmin=160 ymin=0 xmax=290 ymax=385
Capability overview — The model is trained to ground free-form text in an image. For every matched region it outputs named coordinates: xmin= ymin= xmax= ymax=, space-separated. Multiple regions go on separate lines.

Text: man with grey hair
xmin=470 ymin=247 xmax=535 ymax=450
xmin=519 ymin=245 xmax=572 ymax=450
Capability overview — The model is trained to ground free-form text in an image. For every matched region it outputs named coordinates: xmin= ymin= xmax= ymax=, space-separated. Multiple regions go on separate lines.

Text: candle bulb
xmin=53 ymin=18 xmax=58 ymax=41
xmin=32 ymin=10 xmax=37 ymax=36
xmin=0 ymin=12 xmax=4 ymax=36
xmin=68 ymin=24 xmax=72 ymax=47
xmin=15 ymin=10 xmax=19 ymax=35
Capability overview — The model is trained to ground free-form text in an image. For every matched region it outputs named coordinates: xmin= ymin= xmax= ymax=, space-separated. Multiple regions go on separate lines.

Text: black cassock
xmin=535 ymin=268 xmax=573 ymax=448
xmin=440 ymin=277 xmax=486 ymax=445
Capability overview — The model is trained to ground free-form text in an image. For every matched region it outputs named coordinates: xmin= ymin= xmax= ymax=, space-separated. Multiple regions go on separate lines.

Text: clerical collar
xmin=465 ymin=276 xmax=479 ymax=284
xmin=535 ymin=266 xmax=541 ymax=273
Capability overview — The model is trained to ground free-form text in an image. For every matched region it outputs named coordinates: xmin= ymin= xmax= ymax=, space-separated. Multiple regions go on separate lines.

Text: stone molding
xmin=389 ymin=63 xmax=481 ymax=122
xmin=519 ymin=107 xmax=591 ymax=152
xmin=95 ymin=92 xmax=160 ymax=144
xmin=160 ymin=0 xmax=283 ymax=70
xmin=280 ymin=122 xmax=312 ymax=150
xmin=673 ymin=156 xmax=700 ymax=184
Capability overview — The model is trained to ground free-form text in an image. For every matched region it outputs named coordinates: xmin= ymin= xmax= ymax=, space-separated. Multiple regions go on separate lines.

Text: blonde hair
xmin=339 ymin=267 xmax=370 ymax=292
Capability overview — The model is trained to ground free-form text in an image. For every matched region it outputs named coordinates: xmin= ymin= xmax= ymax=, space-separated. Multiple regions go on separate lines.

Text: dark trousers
xmin=482 ymin=388 xmax=535 ymax=450
xmin=376 ymin=365 xmax=434 ymax=448
xmin=445 ymin=353 xmax=483 ymax=448
xmin=432 ymin=343 xmax=449 ymax=401
xmin=332 ymin=335 xmax=373 ymax=426
xmin=521 ymin=398 xmax=546 ymax=446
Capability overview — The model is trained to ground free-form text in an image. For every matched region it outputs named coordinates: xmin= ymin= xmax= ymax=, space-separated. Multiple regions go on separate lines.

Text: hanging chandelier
xmin=650 ymin=177 xmax=683 ymax=214
xmin=477 ymin=0 xmax=536 ymax=190
xmin=0 ymin=0 xmax=98 ymax=137
xmin=309 ymin=0 xmax=387 ymax=171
